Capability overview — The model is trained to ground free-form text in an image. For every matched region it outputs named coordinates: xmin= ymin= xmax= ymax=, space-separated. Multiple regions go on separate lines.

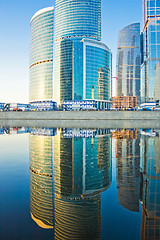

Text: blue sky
xmin=0 ymin=0 xmax=142 ymax=102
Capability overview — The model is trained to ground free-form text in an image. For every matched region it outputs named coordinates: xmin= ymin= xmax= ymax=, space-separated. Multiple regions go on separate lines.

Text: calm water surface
xmin=0 ymin=127 xmax=159 ymax=240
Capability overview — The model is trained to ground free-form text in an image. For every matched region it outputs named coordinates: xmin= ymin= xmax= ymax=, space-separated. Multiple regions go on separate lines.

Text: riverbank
xmin=0 ymin=111 xmax=160 ymax=128
xmin=0 ymin=110 xmax=160 ymax=120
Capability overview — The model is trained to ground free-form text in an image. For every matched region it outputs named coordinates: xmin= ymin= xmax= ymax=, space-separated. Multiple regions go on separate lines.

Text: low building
xmin=30 ymin=101 xmax=57 ymax=111
xmin=112 ymin=96 xmax=137 ymax=109
xmin=139 ymin=102 xmax=157 ymax=110
xmin=62 ymin=100 xmax=112 ymax=111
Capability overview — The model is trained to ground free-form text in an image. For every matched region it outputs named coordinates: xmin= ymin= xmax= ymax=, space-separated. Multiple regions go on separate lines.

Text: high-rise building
xmin=116 ymin=23 xmax=141 ymax=104
xmin=29 ymin=7 xmax=54 ymax=102
xmin=141 ymin=0 xmax=160 ymax=102
xmin=54 ymin=0 xmax=112 ymax=105
xmin=155 ymin=62 xmax=160 ymax=101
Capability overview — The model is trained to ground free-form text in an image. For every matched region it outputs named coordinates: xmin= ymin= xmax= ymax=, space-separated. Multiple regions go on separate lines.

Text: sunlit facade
xmin=29 ymin=7 xmax=54 ymax=102
xmin=141 ymin=0 xmax=160 ymax=102
xmin=54 ymin=0 xmax=111 ymax=104
xmin=116 ymin=23 xmax=141 ymax=103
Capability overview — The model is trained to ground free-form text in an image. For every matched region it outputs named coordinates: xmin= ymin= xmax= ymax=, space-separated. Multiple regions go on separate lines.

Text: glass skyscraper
xmin=29 ymin=7 xmax=54 ymax=102
xmin=116 ymin=23 xmax=141 ymax=103
xmin=141 ymin=0 xmax=160 ymax=102
xmin=155 ymin=62 xmax=160 ymax=100
xmin=54 ymin=0 xmax=112 ymax=104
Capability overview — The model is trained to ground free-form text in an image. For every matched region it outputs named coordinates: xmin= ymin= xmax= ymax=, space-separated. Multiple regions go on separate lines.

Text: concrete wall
xmin=0 ymin=110 xmax=160 ymax=120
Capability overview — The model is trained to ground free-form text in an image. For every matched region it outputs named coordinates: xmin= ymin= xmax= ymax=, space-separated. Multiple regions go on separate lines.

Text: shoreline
xmin=0 ymin=111 xmax=160 ymax=128
xmin=0 ymin=110 xmax=160 ymax=120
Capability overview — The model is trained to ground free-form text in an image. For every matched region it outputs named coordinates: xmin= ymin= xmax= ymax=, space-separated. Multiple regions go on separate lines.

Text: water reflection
xmin=29 ymin=135 xmax=53 ymax=229
xmin=54 ymin=129 xmax=112 ymax=239
xmin=28 ymin=128 xmax=112 ymax=239
xmin=0 ymin=126 xmax=160 ymax=239
xmin=140 ymin=130 xmax=160 ymax=239
xmin=112 ymin=129 xmax=160 ymax=239
xmin=112 ymin=129 xmax=141 ymax=212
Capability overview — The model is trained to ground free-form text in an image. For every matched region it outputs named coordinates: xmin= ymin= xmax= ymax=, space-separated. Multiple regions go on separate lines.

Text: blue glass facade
xmin=55 ymin=0 xmax=101 ymax=41
xmin=116 ymin=23 xmax=141 ymax=103
xmin=54 ymin=0 xmax=111 ymax=104
xmin=141 ymin=0 xmax=160 ymax=102
xmin=155 ymin=62 xmax=160 ymax=100
xmin=84 ymin=40 xmax=112 ymax=100
xmin=29 ymin=7 xmax=54 ymax=102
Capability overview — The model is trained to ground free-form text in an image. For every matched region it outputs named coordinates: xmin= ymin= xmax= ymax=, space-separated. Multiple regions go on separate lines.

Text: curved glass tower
xmin=29 ymin=7 xmax=54 ymax=102
xmin=54 ymin=0 xmax=111 ymax=104
xmin=116 ymin=23 xmax=141 ymax=103
xmin=55 ymin=0 xmax=101 ymax=41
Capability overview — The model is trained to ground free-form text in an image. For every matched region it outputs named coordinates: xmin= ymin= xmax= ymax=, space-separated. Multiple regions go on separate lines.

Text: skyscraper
xmin=54 ymin=0 xmax=112 ymax=105
xmin=141 ymin=0 xmax=160 ymax=102
xmin=155 ymin=62 xmax=160 ymax=101
xmin=116 ymin=23 xmax=141 ymax=104
xmin=29 ymin=7 xmax=54 ymax=102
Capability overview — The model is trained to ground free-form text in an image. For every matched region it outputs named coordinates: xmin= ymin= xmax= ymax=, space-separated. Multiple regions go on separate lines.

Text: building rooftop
xmin=30 ymin=6 xmax=54 ymax=24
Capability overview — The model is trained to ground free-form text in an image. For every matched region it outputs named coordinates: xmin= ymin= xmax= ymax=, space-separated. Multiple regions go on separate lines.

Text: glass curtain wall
xmin=54 ymin=0 xmax=111 ymax=105
xmin=141 ymin=0 xmax=160 ymax=102
xmin=116 ymin=23 xmax=141 ymax=103
xmin=29 ymin=7 xmax=54 ymax=102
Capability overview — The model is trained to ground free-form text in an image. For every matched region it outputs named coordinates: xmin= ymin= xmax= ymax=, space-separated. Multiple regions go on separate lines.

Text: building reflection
xmin=54 ymin=128 xmax=112 ymax=239
xmin=140 ymin=131 xmax=160 ymax=240
xmin=29 ymin=134 xmax=54 ymax=229
xmin=112 ymin=129 xmax=141 ymax=212
xmin=113 ymin=129 xmax=160 ymax=239
xmin=29 ymin=128 xmax=112 ymax=239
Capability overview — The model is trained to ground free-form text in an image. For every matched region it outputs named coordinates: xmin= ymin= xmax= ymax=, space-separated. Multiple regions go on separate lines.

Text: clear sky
xmin=0 ymin=0 xmax=142 ymax=103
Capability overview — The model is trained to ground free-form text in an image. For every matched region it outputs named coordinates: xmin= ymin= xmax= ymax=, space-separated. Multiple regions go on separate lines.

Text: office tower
xmin=141 ymin=0 xmax=160 ymax=102
xmin=54 ymin=0 xmax=112 ymax=105
xmin=29 ymin=135 xmax=53 ymax=229
xmin=54 ymin=129 xmax=112 ymax=239
xmin=155 ymin=62 xmax=160 ymax=101
xmin=116 ymin=23 xmax=141 ymax=105
xmin=140 ymin=132 xmax=160 ymax=239
xmin=112 ymin=130 xmax=141 ymax=212
xmin=29 ymin=7 xmax=54 ymax=102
